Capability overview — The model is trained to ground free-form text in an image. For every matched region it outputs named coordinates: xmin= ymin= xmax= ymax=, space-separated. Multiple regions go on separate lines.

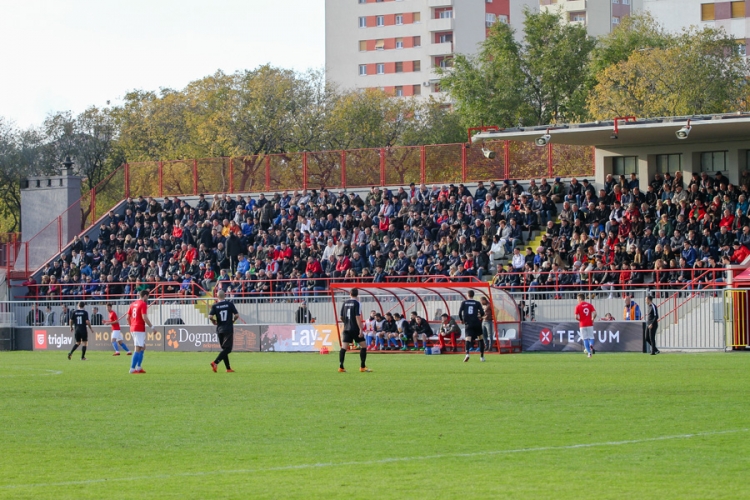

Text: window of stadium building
xmin=701 ymin=151 xmax=726 ymax=173
xmin=612 ymin=156 xmax=637 ymax=176
xmin=656 ymin=154 xmax=681 ymax=175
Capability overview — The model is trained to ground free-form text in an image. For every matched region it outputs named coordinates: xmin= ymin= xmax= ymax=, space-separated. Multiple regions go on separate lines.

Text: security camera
xmin=535 ymin=134 xmax=551 ymax=147
xmin=482 ymin=148 xmax=496 ymax=159
xmin=676 ymin=125 xmax=691 ymax=139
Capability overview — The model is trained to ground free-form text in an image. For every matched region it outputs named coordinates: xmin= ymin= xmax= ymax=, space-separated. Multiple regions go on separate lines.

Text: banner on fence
xmin=521 ymin=322 xmax=644 ymax=352
xmin=32 ymin=327 xmax=162 ymax=351
xmin=32 ymin=326 xmax=262 ymax=352
xmin=163 ymin=325 xmax=261 ymax=352
xmin=260 ymin=324 xmax=338 ymax=352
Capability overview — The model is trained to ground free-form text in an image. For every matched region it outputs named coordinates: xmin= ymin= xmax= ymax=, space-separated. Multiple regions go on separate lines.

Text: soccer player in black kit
xmin=68 ymin=301 xmax=94 ymax=361
xmin=339 ymin=288 xmax=371 ymax=373
xmin=459 ymin=290 xmax=486 ymax=362
xmin=209 ymin=290 xmax=240 ymax=373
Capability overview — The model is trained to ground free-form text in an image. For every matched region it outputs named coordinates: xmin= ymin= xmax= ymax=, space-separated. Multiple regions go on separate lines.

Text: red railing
xmin=15 ymin=268 xmax=723 ymax=302
xmin=487 ymin=267 xmax=726 ymax=296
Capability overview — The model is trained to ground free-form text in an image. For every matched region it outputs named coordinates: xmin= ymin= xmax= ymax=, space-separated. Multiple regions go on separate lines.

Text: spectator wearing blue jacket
xmin=623 ymin=295 xmax=642 ymax=321
xmin=681 ymin=240 xmax=697 ymax=267
xmin=236 ymin=254 xmax=250 ymax=276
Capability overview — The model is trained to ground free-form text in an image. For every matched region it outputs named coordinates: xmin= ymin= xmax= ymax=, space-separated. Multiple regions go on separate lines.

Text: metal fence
xmin=5 ymin=285 xmax=744 ymax=351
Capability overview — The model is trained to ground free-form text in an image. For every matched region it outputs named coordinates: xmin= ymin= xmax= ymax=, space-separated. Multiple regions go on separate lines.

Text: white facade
xmin=644 ymin=0 xmax=750 ymax=49
xmin=325 ymin=0 xmax=538 ymax=98
xmin=540 ymin=0 xmax=644 ymax=37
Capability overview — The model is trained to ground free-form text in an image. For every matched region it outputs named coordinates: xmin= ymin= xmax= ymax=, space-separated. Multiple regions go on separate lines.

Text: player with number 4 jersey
xmin=575 ymin=293 xmax=598 ymax=357
xmin=209 ymin=290 xmax=240 ymax=373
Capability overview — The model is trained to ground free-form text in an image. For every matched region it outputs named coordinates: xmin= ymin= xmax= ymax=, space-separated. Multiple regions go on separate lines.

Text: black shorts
xmin=342 ymin=329 xmax=363 ymax=344
xmin=218 ymin=332 xmax=234 ymax=352
xmin=465 ymin=325 xmax=482 ymax=340
xmin=74 ymin=330 xmax=88 ymax=343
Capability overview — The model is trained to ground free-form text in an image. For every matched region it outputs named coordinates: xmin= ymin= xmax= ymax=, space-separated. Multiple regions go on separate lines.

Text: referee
xmin=459 ymin=290 xmax=486 ymax=362
xmin=68 ymin=301 xmax=94 ymax=361
xmin=338 ymin=288 xmax=371 ymax=373
xmin=645 ymin=295 xmax=660 ymax=355
xmin=209 ymin=291 xmax=240 ymax=373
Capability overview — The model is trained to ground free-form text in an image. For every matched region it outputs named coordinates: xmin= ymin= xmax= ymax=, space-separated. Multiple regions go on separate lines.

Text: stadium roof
xmin=471 ymin=113 xmax=750 ymax=149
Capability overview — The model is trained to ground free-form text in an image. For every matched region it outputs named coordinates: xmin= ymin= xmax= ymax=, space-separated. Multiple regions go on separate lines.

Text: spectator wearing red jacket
xmin=305 ymin=256 xmax=323 ymax=278
xmin=333 ymin=254 xmax=351 ymax=278
xmin=730 ymin=242 xmax=750 ymax=264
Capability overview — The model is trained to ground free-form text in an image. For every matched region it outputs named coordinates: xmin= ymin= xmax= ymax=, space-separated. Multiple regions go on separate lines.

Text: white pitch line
xmin=2 ymin=428 xmax=746 ymax=490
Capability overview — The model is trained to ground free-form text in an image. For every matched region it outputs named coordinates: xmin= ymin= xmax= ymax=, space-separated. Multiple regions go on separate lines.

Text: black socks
xmin=339 ymin=348 xmax=346 ymax=369
xmin=360 ymin=348 xmax=367 ymax=368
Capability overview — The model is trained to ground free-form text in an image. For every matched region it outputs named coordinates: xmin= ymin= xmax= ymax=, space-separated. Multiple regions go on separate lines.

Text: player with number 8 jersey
xmin=127 ymin=290 xmax=155 ymax=373
xmin=575 ymin=293 xmax=597 ymax=357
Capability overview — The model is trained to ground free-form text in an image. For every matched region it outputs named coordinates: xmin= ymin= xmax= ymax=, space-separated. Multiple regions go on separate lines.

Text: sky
xmin=0 ymin=0 xmax=326 ymax=128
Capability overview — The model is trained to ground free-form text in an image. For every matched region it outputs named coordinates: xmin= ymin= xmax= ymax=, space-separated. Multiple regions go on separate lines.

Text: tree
xmin=0 ymin=119 xmax=50 ymax=232
xmin=440 ymin=10 xmax=595 ymax=128
xmin=588 ymin=26 xmax=749 ymax=119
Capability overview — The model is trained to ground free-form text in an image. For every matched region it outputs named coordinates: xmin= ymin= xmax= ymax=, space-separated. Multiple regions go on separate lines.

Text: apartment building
xmin=325 ymin=0 xmax=538 ymax=98
xmin=644 ymin=0 xmax=749 ymax=51
xmin=540 ymin=0 xmax=643 ymax=37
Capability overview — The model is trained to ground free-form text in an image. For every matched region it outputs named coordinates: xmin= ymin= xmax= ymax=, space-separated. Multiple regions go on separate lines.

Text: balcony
xmin=427 ymin=0 xmax=452 ymax=6
xmin=561 ymin=0 xmax=586 ymax=11
xmin=427 ymin=42 xmax=453 ymax=56
xmin=428 ymin=17 xmax=454 ymax=32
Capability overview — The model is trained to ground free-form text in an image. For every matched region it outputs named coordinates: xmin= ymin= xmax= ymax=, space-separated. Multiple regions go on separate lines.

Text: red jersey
xmin=575 ymin=301 xmax=595 ymax=328
xmin=127 ymin=299 xmax=148 ymax=332
xmin=109 ymin=310 xmax=120 ymax=330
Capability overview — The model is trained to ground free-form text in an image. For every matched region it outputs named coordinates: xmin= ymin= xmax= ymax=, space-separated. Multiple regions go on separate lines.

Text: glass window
xmin=375 ymin=39 xmax=385 ymax=50
xmin=395 ymin=14 xmax=403 ymax=25
xmin=439 ymin=9 xmax=452 ymax=19
xmin=359 ymin=17 xmax=367 ymax=28
xmin=413 ymin=60 xmax=421 ymax=71
xmin=359 ymin=40 xmax=367 ymax=52
xmin=413 ymin=84 xmax=421 ymax=96
xmin=414 ymin=12 xmax=421 ymax=22
xmin=376 ymin=16 xmax=384 ymax=27
xmin=413 ymin=36 xmax=421 ymax=47
xmin=395 ymin=86 xmax=403 ymax=97
xmin=359 ymin=65 xmax=367 ymax=76
xmin=396 ymin=37 xmax=403 ymax=49
xmin=376 ymin=63 xmax=385 ymax=74
xmin=700 ymin=151 xmax=726 ymax=172
xmin=395 ymin=62 xmax=403 ymax=73
xmin=701 ymin=3 xmax=715 ymax=21
xmin=485 ymin=13 xmax=496 ymax=27
xmin=731 ymin=1 xmax=746 ymax=18
xmin=612 ymin=156 xmax=637 ymax=176
xmin=656 ymin=154 xmax=681 ymax=175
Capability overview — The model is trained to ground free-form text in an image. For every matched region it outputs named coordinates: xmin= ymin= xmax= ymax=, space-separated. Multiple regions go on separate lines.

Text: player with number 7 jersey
xmin=575 ymin=293 xmax=597 ymax=357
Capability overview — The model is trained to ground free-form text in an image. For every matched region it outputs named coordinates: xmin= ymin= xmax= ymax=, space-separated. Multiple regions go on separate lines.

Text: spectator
xmin=27 ymin=304 xmax=45 ymax=326
xmin=623 ymin=295 xmax=642 ymax=321
xmin=90 ymin=306 xmax=104 ymax=326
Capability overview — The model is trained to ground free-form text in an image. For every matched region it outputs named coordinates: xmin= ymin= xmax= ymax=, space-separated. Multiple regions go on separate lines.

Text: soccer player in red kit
xmin=104 ymin=303 xmax=131 ymax=356
xmin=127 ymin=290 xmax=156 ymax=373
xmin=575 ymin=293 xmax=597 ymax=358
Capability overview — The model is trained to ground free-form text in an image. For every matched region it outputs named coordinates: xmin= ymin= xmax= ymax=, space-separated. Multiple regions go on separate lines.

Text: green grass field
xmin=0 ymin=350 xmax=748 ymax=499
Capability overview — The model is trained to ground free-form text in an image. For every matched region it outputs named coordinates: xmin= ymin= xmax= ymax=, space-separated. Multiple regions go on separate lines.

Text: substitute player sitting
xmin=338 ymin=288 xmax=371 ymax=373
xmin=438 ymin=313 xmax=461 ymax=353
xmin=575 ymin=293 xmax=597 ymax=357
xmin=410 ymin=312 xmax=433 ymax=351
xmin=104 ymin=303 xmax=131 ymax=356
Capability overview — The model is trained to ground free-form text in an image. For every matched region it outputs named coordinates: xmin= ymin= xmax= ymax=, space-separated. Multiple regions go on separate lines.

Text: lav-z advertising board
xmin=522 ymin=321 xmax=645 ymax=352
xmin=32 ymin=324 xmax=335 ymax=352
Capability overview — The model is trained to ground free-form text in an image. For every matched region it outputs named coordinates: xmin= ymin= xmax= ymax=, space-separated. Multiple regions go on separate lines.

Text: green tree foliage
xmin=588 ymin=25 xmax=749 ymax=119
xmin=440 ymin=10 xmax=595 ymax=127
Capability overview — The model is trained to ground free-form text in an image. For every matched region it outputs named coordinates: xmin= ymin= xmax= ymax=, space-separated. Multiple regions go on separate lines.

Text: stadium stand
xmin=18 ymin=167 xmax=745 ymax=303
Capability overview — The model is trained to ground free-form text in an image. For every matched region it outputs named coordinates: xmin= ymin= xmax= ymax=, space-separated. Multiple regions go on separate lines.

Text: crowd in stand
xmin=23 ymin=169 xmax=750 ymax=301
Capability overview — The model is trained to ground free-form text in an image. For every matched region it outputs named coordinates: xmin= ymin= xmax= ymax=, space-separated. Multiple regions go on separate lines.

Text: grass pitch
xmin=0 ymin=350 xmax=748 ymax=499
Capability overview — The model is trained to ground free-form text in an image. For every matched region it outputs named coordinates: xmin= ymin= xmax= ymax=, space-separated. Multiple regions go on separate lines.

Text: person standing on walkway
xmin=645 ymin=295 xmax=660 ymax=355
